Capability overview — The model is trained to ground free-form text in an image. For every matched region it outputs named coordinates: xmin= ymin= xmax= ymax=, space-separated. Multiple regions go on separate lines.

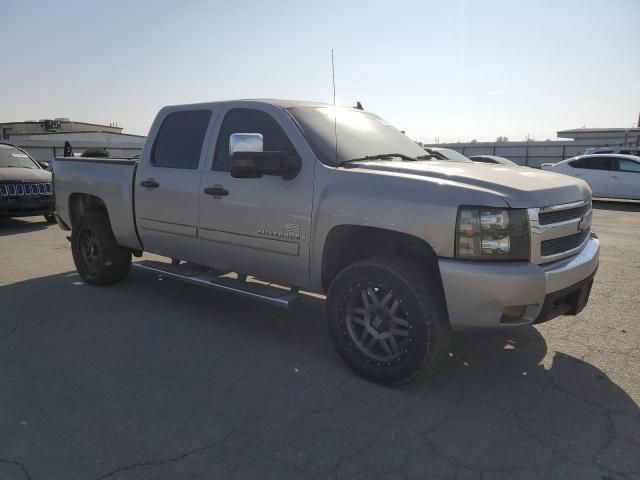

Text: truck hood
xmin=0 ymin=168 xmax=52 ymax=183
xmin=348 ymin=160 xmax=590 ymax=208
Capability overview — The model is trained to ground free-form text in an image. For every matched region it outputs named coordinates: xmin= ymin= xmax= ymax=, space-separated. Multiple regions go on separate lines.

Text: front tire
xmin=71 ymin=212 xmax=131 ymax=285
xmin=326 ymin=257 xmax=451 ymax=386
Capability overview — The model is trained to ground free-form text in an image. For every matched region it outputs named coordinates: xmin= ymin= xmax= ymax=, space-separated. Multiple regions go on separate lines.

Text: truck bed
xmin=53 ymin=157 xmax=142 ymax=251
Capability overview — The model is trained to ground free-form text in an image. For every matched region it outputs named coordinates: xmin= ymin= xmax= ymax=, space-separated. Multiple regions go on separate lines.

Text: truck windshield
xmin=0 ymin=144 xmax=38 ymax=169
xmin=287 ymin=106 xmax=429 ymax=166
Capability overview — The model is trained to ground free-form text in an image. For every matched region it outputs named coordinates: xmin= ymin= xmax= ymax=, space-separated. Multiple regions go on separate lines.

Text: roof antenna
xmin=331 ymin=49 xmax=338 ymax=164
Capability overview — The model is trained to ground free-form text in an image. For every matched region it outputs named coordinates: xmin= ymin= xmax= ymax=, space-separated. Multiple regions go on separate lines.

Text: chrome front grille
xmin=541 ymin=230 xmax=590 ymax=257
xmin=529 ymin=199 xmax=592 ymax=264
xmin=0 ymin=183 xmax=52 ymax=197
xmin=538 ymin=201 xmax=591 ymax=225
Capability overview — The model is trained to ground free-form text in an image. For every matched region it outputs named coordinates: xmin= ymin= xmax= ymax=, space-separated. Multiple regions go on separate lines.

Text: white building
xmin=556 ymin=127 xmax=640 ymax=145
xmin=0 ymin=118 xmax=146 ymax=160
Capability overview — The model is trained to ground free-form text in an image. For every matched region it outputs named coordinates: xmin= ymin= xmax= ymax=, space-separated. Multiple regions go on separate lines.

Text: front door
xmin=609 ymin=157 xmax=640 ymax=199
xmin=135 ymin=109 xmax=212 ymax=262
xmin=569 ymin=156 xmax=612 ymax=196
xmin=198 ymin=106 xmax=314 ymax=288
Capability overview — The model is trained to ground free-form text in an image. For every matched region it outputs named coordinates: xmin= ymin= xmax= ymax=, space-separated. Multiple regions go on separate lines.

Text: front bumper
xmin=438 ymin=236 xmax=600 ymax=331
xmin=0 ymin=197 xmax=54 ymax=218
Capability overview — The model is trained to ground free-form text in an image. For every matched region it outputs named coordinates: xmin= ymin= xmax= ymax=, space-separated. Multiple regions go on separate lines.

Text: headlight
xmin=456 ymin=206 xmax=530 ymax=260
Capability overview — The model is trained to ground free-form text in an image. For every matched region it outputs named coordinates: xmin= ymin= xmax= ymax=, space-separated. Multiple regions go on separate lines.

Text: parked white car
xmin=541 ymin=154 xmax=640 ymax=199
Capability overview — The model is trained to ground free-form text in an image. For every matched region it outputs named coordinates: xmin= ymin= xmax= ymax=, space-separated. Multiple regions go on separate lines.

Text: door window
xmin=152 ymin=110 xmax=212 ymax=169
xmin=570 ymin=156 xmax=613 ymax=170
xmin=617 ymin=158 xmax=640 ymax=173
xmin=213 ymin=109 xmax=297 ymax=172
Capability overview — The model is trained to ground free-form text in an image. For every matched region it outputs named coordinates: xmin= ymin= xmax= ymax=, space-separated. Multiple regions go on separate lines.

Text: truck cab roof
xmin=161 ymin=98 xmax=357 ymax=111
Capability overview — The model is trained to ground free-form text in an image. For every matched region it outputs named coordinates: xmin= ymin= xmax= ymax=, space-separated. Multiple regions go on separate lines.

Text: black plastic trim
xmin=54 ymin=157 xmax=137 ymax=166
xmin=534 ymin=268 xmax=597 ymax=324
xmin=130 ymin=162 xmax=144 ymax=250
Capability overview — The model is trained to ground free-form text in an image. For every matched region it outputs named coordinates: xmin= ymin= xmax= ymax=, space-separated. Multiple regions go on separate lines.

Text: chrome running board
xmin=132 ymin=260 xmax=301 ymax=308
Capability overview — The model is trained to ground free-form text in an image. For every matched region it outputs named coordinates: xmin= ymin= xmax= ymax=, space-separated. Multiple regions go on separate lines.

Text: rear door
xmin=198 ymin=105 xmax=314 ymax=288
xmin=609 ymin=157 xmax=640 ymax=199
xmin=566 ymin=156 xmax=612 ymax=196
xmin=135 ymin=108 xmax=213 ymax=261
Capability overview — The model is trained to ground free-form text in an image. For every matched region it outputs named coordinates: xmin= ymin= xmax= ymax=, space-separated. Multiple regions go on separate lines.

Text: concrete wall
xmin=425 ymin=138 xmax=640 ymax=168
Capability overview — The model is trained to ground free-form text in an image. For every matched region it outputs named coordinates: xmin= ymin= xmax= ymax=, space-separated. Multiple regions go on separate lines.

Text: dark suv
xmin=0 ymin=143 xmax=55 ymax=223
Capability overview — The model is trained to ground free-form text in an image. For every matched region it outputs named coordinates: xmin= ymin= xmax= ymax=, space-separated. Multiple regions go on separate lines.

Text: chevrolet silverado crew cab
xmin=1 ymin=142 xmax=55 ymax=223
xmin=53 ymin=100 xmax=599 ymax=385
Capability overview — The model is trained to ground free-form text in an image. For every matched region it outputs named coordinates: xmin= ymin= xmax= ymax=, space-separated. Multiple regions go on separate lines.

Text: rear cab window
xmin=152 ymin=110 xmax=212 ymax=169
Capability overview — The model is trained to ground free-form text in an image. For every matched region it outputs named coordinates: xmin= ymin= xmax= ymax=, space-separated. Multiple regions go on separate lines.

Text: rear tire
xmin=326 ymin=257 xmax=451 ymax=386
xmin=71 ymin=212 xmax=131 ymax=285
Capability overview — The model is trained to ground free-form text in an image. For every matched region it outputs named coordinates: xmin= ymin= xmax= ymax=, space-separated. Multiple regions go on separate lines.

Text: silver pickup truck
xmin=53 ymin=99 xmax=599 ymax=385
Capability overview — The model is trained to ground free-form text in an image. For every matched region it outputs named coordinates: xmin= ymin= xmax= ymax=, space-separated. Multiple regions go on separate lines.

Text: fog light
xmin=500 ymin=305 xmax=527 ymax=322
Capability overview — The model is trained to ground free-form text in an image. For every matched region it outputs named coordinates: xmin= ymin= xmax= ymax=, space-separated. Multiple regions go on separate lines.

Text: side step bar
xmin=132 ymin=260 xmax=301 ymax=308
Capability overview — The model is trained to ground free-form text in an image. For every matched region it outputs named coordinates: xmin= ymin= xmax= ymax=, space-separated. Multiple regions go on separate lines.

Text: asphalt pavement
xmin=1 ymin=202 xmax=639 ymax=480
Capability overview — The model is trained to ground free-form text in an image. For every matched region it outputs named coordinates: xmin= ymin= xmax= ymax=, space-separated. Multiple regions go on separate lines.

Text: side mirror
xmin=229 ymin=133 xmax=301 ymax=180
xmin=230 ymin=133 xmax=263 ymax=156
xmin=231 ymin=151 xmax=301 ymax=180
xmin=38 ymin=161 xmax=50 ymax=169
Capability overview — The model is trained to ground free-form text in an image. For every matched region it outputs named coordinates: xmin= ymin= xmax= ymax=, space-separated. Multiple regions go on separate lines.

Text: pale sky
xmin=1 ymin=0 xmax=639 ymax=143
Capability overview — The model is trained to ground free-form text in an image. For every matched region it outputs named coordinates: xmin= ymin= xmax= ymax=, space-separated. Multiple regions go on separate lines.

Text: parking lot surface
xmin=1 ymin=202 xmax=639 ymax=480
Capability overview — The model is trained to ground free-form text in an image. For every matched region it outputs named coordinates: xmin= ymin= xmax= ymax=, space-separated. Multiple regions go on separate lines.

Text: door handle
xmin=140 ymin=179 xmax=159 ymax=189
xmin=204 ymin=186 xmax=229 ymax=196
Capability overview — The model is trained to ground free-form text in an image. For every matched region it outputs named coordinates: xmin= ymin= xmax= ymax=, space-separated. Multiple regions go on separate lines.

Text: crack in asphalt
xmin=0 ymin=283 xmax=68 ymax=345
xmin=515 ymin=361 xmax=638 ymax=479
xmin=93 ymin=429 xmax=238 ymax=480
xmin=0 ymin=458 xmax=31 ymax=480
xmin=410 ymin=364 xmax=638 ymax=480
xmin=0 ymin=325 xmax=19 ymax=342
xmin=554 ymin=336 xmax=640 ymax=361
xmin=306 ymin=373 xmax=354 ymax=415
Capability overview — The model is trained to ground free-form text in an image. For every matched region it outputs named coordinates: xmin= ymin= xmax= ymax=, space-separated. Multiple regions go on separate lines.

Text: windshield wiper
xmin=338 ymin=153 xmax=419 ymax=167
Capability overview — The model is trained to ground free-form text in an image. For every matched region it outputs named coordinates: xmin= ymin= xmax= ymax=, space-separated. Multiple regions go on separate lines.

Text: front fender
xmin=309 ymin=164 xmax=508 ymax=291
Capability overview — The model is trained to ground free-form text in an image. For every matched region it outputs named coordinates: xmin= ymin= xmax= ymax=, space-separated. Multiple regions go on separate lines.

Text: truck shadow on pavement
xmin=0 ymin=217 xmax=51 ymax=236
xmin=0 ymin=270 xmax=638 ymax=479
xmin=592 ymin=199 xmax=640 ymax=212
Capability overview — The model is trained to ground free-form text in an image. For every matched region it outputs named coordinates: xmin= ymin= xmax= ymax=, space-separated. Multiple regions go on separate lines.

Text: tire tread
xmin=71 ymin=212 xmax=131 ymax=286
xmin=327 ymin=256 xmax=451 ymax=386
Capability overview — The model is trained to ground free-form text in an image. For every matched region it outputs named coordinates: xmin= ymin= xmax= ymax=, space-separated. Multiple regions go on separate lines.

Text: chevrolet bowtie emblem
xmin=578 ymin=215 xmax=591 ymax=232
